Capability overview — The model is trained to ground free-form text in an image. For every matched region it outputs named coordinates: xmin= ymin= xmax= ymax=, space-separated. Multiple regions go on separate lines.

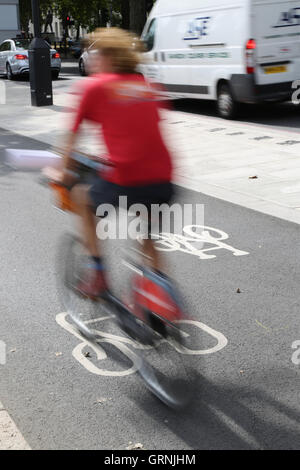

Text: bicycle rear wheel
xmin=138 ymin=315 xmax=195 ymax=410
xmin=57 ymin=234 xmax=110 ymax=340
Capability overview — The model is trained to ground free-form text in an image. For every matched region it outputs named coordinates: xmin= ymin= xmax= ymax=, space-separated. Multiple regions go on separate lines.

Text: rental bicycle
xmin=43 ymin=152 xmax=194 ymax=409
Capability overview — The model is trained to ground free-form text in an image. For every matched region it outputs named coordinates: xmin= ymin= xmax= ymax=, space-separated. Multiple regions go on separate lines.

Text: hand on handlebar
xmin=43 ymin=167 xmax=63 ymax=183
xmin=42 ymin=166 xmax=79 ymax=188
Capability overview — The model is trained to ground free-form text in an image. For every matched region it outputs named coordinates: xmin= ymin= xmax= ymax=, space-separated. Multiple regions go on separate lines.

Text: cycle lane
xmin=0 ymin=130 xmax=299 ymax=450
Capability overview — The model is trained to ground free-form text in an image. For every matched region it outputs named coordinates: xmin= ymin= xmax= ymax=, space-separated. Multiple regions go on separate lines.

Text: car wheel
xmin=6 ymin=63 xmax=14 ymax=81
xmin=79 ymin=59 xmax=86 ymax=76
xmin=217 ymin=83 xmax=238 ymax=119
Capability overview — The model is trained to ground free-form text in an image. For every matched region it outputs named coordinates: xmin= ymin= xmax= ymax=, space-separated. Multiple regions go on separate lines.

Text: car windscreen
xmin=13 ymin=39 xmax=31 ymax=50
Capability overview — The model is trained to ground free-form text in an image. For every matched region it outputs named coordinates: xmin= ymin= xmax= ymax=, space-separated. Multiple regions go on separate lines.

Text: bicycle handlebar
xmin=70 ymin=152 xmax=106 ymax=172
xmin=39 ymin=151 xmax=113 ymax=187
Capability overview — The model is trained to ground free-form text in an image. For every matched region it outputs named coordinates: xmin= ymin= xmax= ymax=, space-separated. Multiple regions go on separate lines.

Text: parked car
xmin=0 ymin=38 xmax=61 ymax=80
xmin=79 ymin=41 xmax=101 ymax=76
xmin=141 ymin=0 xmax=300 ymax=119
xmin=69 ymin=39 xmax=83 ymax=59
xmin=78 ymin=46 xmax=89 ymax=76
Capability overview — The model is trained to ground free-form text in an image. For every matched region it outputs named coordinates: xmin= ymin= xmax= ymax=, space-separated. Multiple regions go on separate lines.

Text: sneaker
xmin=77 ymin=264 xmax=108 ymax=300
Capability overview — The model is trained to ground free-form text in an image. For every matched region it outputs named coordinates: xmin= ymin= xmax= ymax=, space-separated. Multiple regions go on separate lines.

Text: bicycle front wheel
xmin=57 ymin=234 xmax=110 ymax=340
xmin=138 ymin=317 xmax=195 ymax=410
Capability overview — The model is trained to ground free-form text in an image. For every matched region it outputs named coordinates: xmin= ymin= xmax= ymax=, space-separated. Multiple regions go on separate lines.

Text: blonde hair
xmin=87 ymin=28 xmax=144 ymax=74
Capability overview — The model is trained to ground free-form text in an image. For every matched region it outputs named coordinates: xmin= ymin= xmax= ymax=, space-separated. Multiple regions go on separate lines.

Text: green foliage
xmin=19 ymin=0 xmax=155 ymax=34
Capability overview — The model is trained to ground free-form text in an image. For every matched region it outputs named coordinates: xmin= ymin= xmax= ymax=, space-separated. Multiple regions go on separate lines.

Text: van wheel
xmin=217 ymin=83 xmax=238 ymax=119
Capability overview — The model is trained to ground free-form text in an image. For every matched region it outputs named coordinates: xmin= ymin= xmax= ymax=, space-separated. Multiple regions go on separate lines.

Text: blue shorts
xmin=88 ymin=175 xmax=174 ymax=213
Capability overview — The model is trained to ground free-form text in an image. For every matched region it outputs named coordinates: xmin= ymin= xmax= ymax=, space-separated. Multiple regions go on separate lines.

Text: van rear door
xmin=141 ymin=18 xmax=162 ymax=83
xmin=252 ymin=0 xmax=300 ymax=86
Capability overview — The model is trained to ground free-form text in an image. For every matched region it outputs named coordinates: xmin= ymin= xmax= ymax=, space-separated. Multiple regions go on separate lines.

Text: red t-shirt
xmin=71 ymin=73 xmax=172 ymax=186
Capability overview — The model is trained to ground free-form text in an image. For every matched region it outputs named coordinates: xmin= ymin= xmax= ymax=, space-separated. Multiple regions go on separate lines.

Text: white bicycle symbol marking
xmin=56 ymin=312 xmax=228 ymax=378
xmin=149 ymin=225 xmax=249 ymax=260
xmin=55 ymin=225 xmax=247 ymax=376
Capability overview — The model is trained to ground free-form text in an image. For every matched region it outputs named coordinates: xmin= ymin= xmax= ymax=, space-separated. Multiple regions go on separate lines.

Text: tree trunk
xmin=76 ymin=25 xmax=80 ymax=40
xmin=146 ymin=0 xmax=154 ymax=14
xmin=129 ymin=0 xmax=146 ymax=35
xmin=100 ymin=7 xmax=109 ymax=27
xmin=21 ymin=17 xmax=30 ymax=34
xmin=96 ymin=1 xmax=101 ymax=27
xmin=19 ymin=0 xmax=31 ymax=33
xmin=121 ymin=0 xmax=130 ymax=30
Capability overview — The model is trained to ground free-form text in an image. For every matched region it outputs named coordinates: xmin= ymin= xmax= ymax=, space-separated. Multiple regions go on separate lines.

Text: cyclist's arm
xmin=62 ymin=131 xmax=77 ymax=169
xmin=61 ymin=85 xmax=92 ymax=179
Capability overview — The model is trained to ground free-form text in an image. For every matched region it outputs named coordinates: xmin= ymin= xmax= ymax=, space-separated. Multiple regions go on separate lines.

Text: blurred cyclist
xmin=58 ymin=28 xmax=174 ymax=299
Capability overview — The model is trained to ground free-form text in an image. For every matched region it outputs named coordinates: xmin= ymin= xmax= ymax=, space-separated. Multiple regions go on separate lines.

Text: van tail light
xmin=52 ymin=52 xmax=60 ymax=59
xmin=246 ymin=39 xmax=256 ymax=74
xmin=15 ymin=54 xmax=28 ymax=60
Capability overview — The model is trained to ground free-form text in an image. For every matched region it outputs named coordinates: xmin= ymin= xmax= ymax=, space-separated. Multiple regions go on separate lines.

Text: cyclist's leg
xmin=71 ymin=183 xmax=101 ymax=258
xmin=136 ymin=181 xmax=174 ymax=274
xmin=70 ymin=180 xmax=109 ymax=298
xmin=130 ymin=182 xmax=184 ymax=320
xmin=142 ymin=238 xmax=162 ymax=272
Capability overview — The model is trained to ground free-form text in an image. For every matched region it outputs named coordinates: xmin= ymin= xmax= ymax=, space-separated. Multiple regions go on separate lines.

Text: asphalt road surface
xmin=0 ymin=124 xmax=299 ymax=450
xmin=0 ymin=65 xmax=300 ymax=450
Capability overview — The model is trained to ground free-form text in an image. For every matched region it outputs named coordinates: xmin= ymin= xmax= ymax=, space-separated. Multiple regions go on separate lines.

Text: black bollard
xmin=29 ymin=0 xmax=53 ymax=107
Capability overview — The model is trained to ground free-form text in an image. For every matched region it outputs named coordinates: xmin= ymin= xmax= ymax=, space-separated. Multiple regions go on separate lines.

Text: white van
xmin=141 ymin=0 xmax=300 ymax=118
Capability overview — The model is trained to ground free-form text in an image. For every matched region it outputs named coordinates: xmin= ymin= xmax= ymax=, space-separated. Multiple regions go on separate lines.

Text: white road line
xmin=206 ymin=403 xmax=261 ymax=449
xmin=0 ymin=402 xmax=31 ymax=450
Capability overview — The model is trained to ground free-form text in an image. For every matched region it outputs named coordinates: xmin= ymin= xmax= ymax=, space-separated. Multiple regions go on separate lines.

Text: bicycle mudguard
xmin=131 ymin=268 xmax=185 ymax=324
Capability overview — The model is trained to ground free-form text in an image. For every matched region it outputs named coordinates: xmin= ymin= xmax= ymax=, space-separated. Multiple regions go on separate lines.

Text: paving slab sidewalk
xmin=0 ymin=402 xmax=31 ymax=450
xmin=0 ymin=79 xmax=300 ymax=224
